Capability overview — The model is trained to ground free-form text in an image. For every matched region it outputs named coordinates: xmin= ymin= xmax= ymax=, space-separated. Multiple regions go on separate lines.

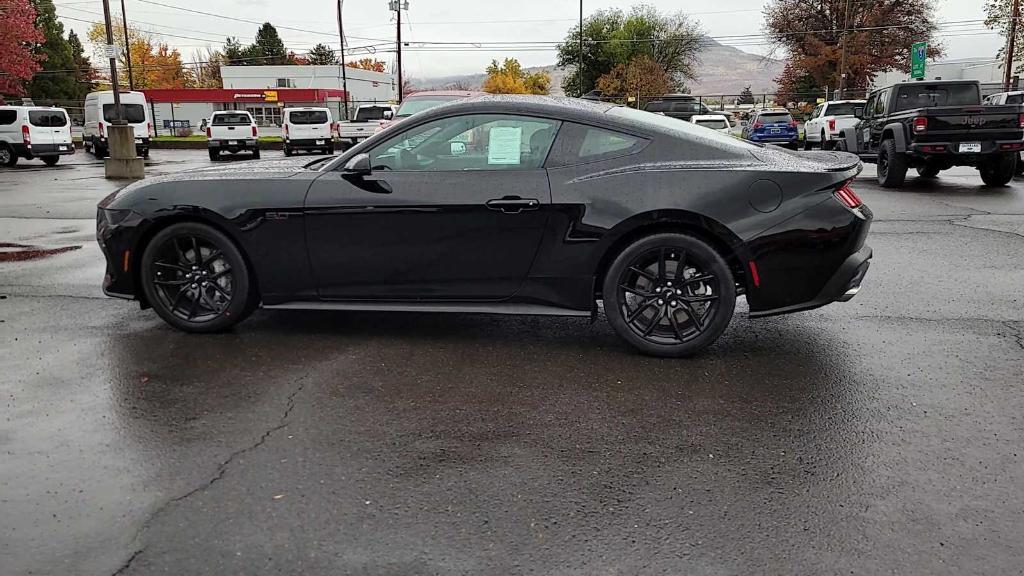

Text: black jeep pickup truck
xmin=838 ymin=80 xmax=1024 ymax=187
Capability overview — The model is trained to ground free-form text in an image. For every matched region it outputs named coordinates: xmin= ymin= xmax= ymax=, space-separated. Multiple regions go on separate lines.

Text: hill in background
xmin=409 ymin=38 xmax=783 ymax=98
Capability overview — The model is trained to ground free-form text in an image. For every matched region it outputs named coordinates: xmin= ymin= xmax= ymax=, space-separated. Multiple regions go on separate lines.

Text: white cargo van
xmin=0 ymin=106 xmax=75 ymax=167
xmin=83 ymin=90 xmax=152 ymax=158
xmin=282 ymin=107 xmax=334 ymax=156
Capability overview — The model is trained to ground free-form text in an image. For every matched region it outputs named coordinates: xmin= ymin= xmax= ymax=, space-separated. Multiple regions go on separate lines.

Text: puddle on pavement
xmin=0 ymin=242 xmax=82 ymax=262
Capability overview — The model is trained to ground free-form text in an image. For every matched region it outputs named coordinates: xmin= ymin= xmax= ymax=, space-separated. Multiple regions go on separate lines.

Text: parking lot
xmin=2 ymin=149 xmax=1023 ymax=575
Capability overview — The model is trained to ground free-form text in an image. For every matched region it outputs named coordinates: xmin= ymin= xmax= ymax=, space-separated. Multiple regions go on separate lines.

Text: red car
xmin=376 ymin=90 xmax=483 ymax=134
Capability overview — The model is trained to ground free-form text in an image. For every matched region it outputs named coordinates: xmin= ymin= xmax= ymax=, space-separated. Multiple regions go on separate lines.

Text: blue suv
xmin=742 ymin=109 xmax=799 ymax=148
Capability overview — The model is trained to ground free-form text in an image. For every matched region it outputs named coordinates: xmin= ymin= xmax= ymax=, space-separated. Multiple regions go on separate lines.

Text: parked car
xmin=336 ymin=104 xmax=396 ymax=147
xmin=206 ymin=111 xmax=260 ymax=161
xmin=803 ymin=100 xmax=865 ymax=150
xmin=282 ymin=107 xmax=334 ymax=156
xmin=690 ymin=114 xmax=733 ymax=134
xmin=838 ymin=80 xmax=1023 ymax=187
xmin=376 ymin=91 xmax=483 ymax=133
xmin=97 ymin=95 xmax=872 ymax=357
xmin=741 ymin=109 xmax=799 ymax=148
xmin=984 ymin=91 xmax=1024 ymax=175
xmin=644 ymin=95 xmax=712 ymax=122
xmin=0 ymin=105 xmax=74 ymax=167
xmin=83 ymin=90 xmax=152 ymax=158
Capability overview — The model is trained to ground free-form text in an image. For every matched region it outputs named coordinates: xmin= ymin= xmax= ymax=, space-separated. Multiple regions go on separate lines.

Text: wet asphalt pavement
xmin=2 ymin=150 xmax=1023 ymax=575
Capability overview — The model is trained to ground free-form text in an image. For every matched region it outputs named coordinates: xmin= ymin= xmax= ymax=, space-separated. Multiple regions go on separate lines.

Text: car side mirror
xmin=382 ymin=110 xmax=394 ymax=120
xmin=343 ymin=153 xmax=371 ymax=176
xmin=853 ymin=107 xmax=864 ymax=119
xmin=740 ymin=120 xmax=748 ymax=127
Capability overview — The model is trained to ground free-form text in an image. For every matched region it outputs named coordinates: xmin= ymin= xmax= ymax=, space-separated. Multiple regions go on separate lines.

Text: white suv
xmin=283 ymin=107 xmax=334 ymax=156
xmin=206 ymin=111 xmax=259 ymax=161
xmin=0 ymin=106 xmax=75 ymax=167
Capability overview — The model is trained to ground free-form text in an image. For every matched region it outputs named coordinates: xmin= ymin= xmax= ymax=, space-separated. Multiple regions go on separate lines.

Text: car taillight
xmin=753 ymin=121 xmax=763 ymax=129
xmin=828 ymin=119 xmax=836 ymax=132
xmin=284 ymin=124 xmax=289 ymax=136
xmin=789 ymin=119 xmax=798 ymax=128
xmin=206 ymin=127 xmax=211 ymax=138
xmin=147 ymin=122 xmax=152 ymax=137
xmin=98 ymin=122 xmax=105 ymax=137
xmin=913 ymin=116 xmax=927 ymax=133
xmin=22 ymin=125 xmax=30 ymax=145
xmin=251 ymin=125 xmax=257 ymax=137
xmin=1019 ymin=113 xmax=1024 ymax=129
xmin=834 ymin=182 xmax=863 ymax=209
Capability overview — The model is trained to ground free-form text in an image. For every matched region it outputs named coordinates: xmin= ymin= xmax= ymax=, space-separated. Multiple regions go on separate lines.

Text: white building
xmin=871 ymin=58 xmax=1014 ymax=96
xmin=220 ymin=65 xmax=396 ymax=111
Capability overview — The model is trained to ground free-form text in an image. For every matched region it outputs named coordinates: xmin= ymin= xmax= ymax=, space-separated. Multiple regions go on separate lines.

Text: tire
xmin=803 ymin=136 xmax=813 ymax=151
xmin=0 ymin=144 xmax=17 ymax=167
xmin=820 ymin=131 xmax=834 ymax=151
xmin=979 ymin=152 xmax=1016 ymax=187
xmin=916 ymin=164 xmax=940 ymax=178
xmin=283 ymin=146 xmax=292 ymax=157
xmin=140 ymin=222 xmax=255 ymax=333
xmin=94 ymin=139 xmax=108 ymax=159
xmin=834 ymin=138 xmax=847 ymax=152
xmin=42 ymin=156 xmax=59 ymax=166
xmin=208 ymin=149 xmax=219 ymax=161
xmin=1016 ymin=152 xmax=1024 ymax=176
xmin=252 ymin=149 xmax=260 ymax=160
xmin=327 ymin=145 xmax=335 ymax=154
xmin=877 ymin=139 xmax=908 ymax=188
xmin=603 ymin=233 xmax=736 ymax=358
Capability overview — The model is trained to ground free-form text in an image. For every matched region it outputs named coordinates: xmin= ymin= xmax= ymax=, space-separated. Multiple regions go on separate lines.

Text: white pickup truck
xmin=803 ymin=100 xmax=865 ymax=150
xmin=207 ymin=110 xmax=259 ymax=161
xmin=336 ymin=105 xmax=396 ymax=147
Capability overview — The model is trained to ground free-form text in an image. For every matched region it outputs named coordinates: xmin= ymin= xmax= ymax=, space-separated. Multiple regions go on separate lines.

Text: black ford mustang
xmin=97 ymin=96 xmax=872 ymax=357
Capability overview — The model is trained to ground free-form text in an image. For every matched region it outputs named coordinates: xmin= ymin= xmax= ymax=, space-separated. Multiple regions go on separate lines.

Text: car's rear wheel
xmin=0 ymin=144 xmax=17 ymax=167
xmin=1016 ymin=152 xmax=1024 ymax=176
xmin=603 ymin=233 xmax=736 ymax=357
xmin=252 ymin=149 xmax=261 ymax=160
xmin=42 ymin=156 xmax=59 ymax=166
xmin=916 ymin=163 xmax=940 ymax=178
xmin=979 ymin=152 xmax=1015 ymax=187
xmin=140 ymin=222 xmax=255 ymax=333
xmin=283 ymin=146 xmax=292 ymax=157
xmin=877 ymin=139 xmax=907 ymax=188
xmin=208 ymin=149 xmax=219 ymax=161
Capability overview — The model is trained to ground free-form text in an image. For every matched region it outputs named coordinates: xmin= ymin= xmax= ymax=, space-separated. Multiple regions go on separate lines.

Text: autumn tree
xmin=557 ymin=5 xmax=703 ymax=97
xmin=88 ymin=22 xmax=193 ymax=88
xmin=765 ymin=0 xmax=943 ymax=96
xmin=191 ymin=47 xmax=225 ymax=88
xmin=28 ymin=0 xmax=80 ymax=102
xmin=0 ymin=0 xmax=43 ymax=97
xmin=775 ymin=61 xmax=821 ymax=104
xmin=287 ymin=51 xmax=309 ymax=65
xmin=482 ymin=58 xmax=550 ymax=95
xmin=347 ymin=58 xmax=387 ymax=73
xmin=985 ymin=0 xmax=1024 ymax=74
xmin=595 ymin=55 xmax=671 ymax=106
xmin=306 ymin=43 xmax=338 ymax=65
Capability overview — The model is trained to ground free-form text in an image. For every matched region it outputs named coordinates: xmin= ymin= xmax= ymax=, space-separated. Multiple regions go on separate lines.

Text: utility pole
xmin=837 ymin=0 xmax=852 ymax=99
xmin=1005 ymin=0 xmax=1021 ymax=91
xmin=579 ymin=0 xmax=584 ymax=96
xmin=120 ymin=0 xmax=134 ymax=90
xmin=101 ymin=0 xmax=123 ymax=123
xmin=390 ymin=0 xmax=407 ymax=102
xmin=337 ymin=0 xmax=349 ymax=119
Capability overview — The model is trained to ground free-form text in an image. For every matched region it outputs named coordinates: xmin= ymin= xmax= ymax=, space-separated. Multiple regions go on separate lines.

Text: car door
xmin=867 ymin=89 xmax=890 ymax=153
xmin=806 ymin=104 xmax=823 ymax=140
xmin=304 ymin=113 xmax=560 ymax=300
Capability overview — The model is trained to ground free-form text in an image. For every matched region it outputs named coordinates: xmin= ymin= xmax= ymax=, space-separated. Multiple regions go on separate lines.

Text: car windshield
xmin=29 ymin=110 xmax=68 ymax=127
xmin=608 ymin=106 xmax=760 ymax=150
xmin=695 ymin=119 xmax=728 ymax=130
xmin=894 ymin=83 xmax=980 ymax=111
xmin=288 ymin=110 xmax=329 ymax=125
xmin=825 ymin=102 xmax=861 ymax=116
xmin=102 ymin=104 xmax=146 ymax=123
xmin=758 ymin=113 xmax=793 ymax=124
xmin=396 ymin=96 xmax=462 ymax=117
xmin=1005 ymin=94 xmax=1024 ymax=104
xmin=354 ymin=107 xmax=391 ymax=121
xmin=212 ymin=113 xmax=252 ymax=125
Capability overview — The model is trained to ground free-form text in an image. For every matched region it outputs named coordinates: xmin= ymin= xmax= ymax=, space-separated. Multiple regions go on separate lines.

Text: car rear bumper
xmin=749 ymin=246 xmax=872 ymax=318
xmin=209 ymin=139 xmax=258 ymax=151
xmin=286 ymin=138 xmax=333 ymax=148
xmin=10 ymin=143 xmax=76 ymax=157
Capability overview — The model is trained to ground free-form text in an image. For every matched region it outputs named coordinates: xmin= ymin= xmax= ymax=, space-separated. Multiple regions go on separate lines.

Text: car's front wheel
xmin=140 ymin=222 xmax=255 ymax=333
xmin=877 ymin=139 xmax=908 ymax=188
xmin=603 ymin=233 xmax=736 ymax=357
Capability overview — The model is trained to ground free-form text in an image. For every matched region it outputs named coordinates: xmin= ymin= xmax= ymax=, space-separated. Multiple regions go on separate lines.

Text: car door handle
xmin=485 ymin=196 xmax=540 ymax=213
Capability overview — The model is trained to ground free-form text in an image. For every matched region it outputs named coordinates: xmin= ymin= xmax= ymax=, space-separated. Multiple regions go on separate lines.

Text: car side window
xmin=812 ymin=104 xmax=824 ymax=118
xmin=873 ymin=90 xmax=889 ymax=116
xmin=863 ymin=94 xmax=877 ymax=118
xmin=0 ymin=110 xmax=17 ymax=125
xmin=368 ymin=114 xmax=560 ymax=172
xmin=546 ymin=122 xmax=647 ymax=167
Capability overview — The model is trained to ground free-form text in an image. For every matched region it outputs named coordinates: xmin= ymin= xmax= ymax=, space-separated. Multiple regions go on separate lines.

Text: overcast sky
xmin=57 ymin=0 xmax=1001 ymax=79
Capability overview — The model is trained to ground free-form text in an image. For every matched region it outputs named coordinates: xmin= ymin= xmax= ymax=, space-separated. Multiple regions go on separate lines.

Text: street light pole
xmin=120 ymin=0 xmax=134 ymax=91
xmin=393 ymin=0 xmax=406 ymax=102
xmin=1005 ymin=0 xmax=1020 ymax=91
xmin=836 ymin=0 xmax=851 ymax=99
xmin=337 ymin=0 xmax=349 ymax=119
xmin=101 ymin=0 xmax=124 ymax=123
xmin=579 ymin=0 xmax=584 ymax=96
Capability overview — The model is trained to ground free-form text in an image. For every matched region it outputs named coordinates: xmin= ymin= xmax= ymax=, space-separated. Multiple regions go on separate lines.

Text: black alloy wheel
xmin=877 ymin=139 xmax=907 ymax=188
xmin=140 ymin=222 xmax=254 ymax=332
xmin=604 ymin=233 xmax=736 ymax=357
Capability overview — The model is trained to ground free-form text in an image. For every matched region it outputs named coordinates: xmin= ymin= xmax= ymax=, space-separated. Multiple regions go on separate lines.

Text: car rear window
xmin=894 ymin=83 xmax=981 ymax=111
xmin=103 ymin=104 xmax=146 ymax=123
xmin=354 ymin=107 xmax=390 ymax=121
xmin=288 ymin=110 xmax=329 ymax=125
xmin=1005 ymin=94 xmax=1024 ymax=105
xmin=0 ymin=110 xmax=17 ymax=125
xmin=825 ymin=103 xmax=861 ymax=116
xmin=29 ymin=110 xmax=68 ymax=127
xmin=212 ymin=113 xmax=253 ymax=125
xmin=758 ymin=113 xmax=793 ymax=123
xmin=694 ymin=119 xmax=728 ymax=130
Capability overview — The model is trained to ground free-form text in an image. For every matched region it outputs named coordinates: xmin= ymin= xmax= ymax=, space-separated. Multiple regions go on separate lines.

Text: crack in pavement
xmin=109 ymin=374 xmax=310 ymax=576
xmin=1002 ymin=321 xmax=1024 ymax=351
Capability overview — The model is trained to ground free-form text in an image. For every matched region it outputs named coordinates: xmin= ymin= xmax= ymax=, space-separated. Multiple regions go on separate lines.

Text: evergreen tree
xmin=67 ymin=30 xmax=95 ymax=100
xmin=253 ymin=23 xmax=288 ymax=65
xmin=307 ymin=43 xmax=339 ymax=65
xmin=27 ymin=0 xmax=80 ymax=102
xmin=224 ymin=37 xmax=246 ymax=65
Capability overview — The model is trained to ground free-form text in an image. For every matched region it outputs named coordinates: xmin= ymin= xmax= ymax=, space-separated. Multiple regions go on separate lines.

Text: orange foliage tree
xmin=482 ymin=58 xmax=549 ymax=95
xmin=595 ymin=55 xmax=671 ymax=106
xmin=346 ymin=58 xmax=387 ymax=73
xmin=87 ymin=22 xmax=194 ymax=88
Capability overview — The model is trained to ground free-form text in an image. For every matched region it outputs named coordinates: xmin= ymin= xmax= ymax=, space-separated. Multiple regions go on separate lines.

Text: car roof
xmin=756 ymin=109 xmax=791 ymax=114
xmin=397 ymin=94 xmax=627 ymax=132
xmin=0 ymin=105 xmax=67 ymax=111
xmin=691 ymin=114 xmax=729 ymax=121
xmin=405 ymin=90 xmax=485 ymax=98
xmin=824 ymin=100 xmax=865 ymax=104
